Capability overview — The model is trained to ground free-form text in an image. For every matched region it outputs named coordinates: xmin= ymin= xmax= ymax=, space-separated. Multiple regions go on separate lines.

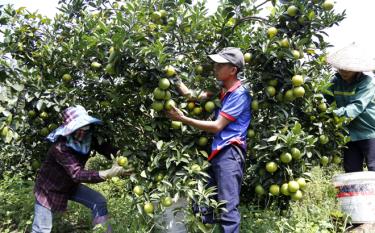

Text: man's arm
xmin=167 ymin=106 xmax=231 ymax=133
xmin=173 ymin=78 xmax=213 ymax=100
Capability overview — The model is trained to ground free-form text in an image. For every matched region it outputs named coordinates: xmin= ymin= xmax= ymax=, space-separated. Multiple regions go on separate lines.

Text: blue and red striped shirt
xmin=208 ymin=80 xmax=252 ymax=161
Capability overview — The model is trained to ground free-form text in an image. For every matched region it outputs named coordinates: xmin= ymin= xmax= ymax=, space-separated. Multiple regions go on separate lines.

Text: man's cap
xmin=208 ymin=47 xmax=245 ymax=71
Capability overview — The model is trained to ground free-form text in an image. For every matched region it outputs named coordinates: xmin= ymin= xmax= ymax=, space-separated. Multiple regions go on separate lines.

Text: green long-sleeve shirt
xmin=329 ymin=73 xmax=375 ymax=141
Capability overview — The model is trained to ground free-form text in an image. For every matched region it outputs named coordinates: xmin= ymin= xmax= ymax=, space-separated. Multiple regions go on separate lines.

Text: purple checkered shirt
xmin=34 ymin=137 xmax=117 ymax=212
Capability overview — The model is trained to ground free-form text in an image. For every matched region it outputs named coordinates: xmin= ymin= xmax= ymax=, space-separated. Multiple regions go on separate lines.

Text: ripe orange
xmin=133 ymin=185 xmax=144 ymax=196
xmin=164 ymin=99 xmax=176 ymax=111
xmin=171 ymin=121 xmax=182 ymax=129
xmin=204 ymin=101 xmax=215 ymax=113
xmin=152 ymin=101 xmax=164 ymax=112
xmin=291 ymin=190 xmax=303 ymax=201
xmin=117 ymin=156 xmax=128 ymax=167
xmin=265 ymin=161 xmax=278 ymax=173
xmin=165 ymin=65 xmax=176 ymax=77
xmin=293 ymin=86 xmax=305 ymax=98
xmin=144 ymin=202 xmax=154 ymax=214
xmin=161 ymin=197 xmax=173 ymax=207
xmin=267 ymin=27 xmax=278 ymax=38
xmin=62 ymin=73 xmax=72 ymax=82
xmin=291 ymin=75 xmax=304 ymax=86
xmin=198 ymin=136 xmax=208 ymax=146
xmin=288 ymin=181 xmax=300 ymax=193
xmin=255 ymin=184 xmax=265 ymax=196
xmin=244 ymin=53 xmax=252 ymax=63
xmin=280 ymin=152 xmax=292 ymax=164
xmin=269 ymin=184 xmax=280 ymax=196
xmin=158 ymin=78 xmax=170 ymax=90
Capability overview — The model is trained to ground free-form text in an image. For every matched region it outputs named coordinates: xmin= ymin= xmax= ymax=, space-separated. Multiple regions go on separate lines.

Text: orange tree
xmin=0 ymin=0 xmax=346 ymax=231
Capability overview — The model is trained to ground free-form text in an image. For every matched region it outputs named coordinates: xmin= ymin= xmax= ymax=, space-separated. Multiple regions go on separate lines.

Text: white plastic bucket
xmin=333 ymin=171 xmax=375 ymax=223
xmin=160 ymin=198 xmax=187 ymax=233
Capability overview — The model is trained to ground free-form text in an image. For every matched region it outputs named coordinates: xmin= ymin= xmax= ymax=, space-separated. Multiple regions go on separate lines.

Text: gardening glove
xmin=99 ymin=163 xmax=126 ymax=180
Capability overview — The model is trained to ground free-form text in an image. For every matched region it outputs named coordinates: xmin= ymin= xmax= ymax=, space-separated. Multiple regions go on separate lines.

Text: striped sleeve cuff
xmin=220 ymin=111 xmax=236 ymax=122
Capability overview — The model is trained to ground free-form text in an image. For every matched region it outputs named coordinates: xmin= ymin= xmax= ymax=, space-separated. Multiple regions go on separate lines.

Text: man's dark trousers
xmin=202 ymin=145 xmax=245 ymax=233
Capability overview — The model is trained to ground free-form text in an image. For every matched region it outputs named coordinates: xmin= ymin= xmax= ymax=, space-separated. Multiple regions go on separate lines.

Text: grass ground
xmin=0 ymin=165 xmax=350 ymax=233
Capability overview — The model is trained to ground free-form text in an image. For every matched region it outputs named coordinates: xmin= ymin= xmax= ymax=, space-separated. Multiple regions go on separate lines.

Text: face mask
xmin=66 ymin=126 xmax=92 ymax=155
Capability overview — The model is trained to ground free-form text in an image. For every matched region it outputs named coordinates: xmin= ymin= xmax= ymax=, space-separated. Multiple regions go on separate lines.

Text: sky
xmin=1 ymin=0 xmax=375 ymax=53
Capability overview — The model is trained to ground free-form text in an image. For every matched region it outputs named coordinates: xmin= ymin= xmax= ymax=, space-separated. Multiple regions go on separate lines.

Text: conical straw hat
xmin=327 ymin=42 xmax=375 ymax=72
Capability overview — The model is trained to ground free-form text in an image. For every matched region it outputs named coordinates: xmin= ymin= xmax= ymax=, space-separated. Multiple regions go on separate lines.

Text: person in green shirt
xmin=326 ymin=43 xmax=375 ymax=172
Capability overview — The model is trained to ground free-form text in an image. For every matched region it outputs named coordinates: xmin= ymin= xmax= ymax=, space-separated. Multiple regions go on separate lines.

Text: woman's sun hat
xmin=327 ymin=42 xmax=375 ymax=72
xmin=46 ymin=105 xmax=102 ymax=142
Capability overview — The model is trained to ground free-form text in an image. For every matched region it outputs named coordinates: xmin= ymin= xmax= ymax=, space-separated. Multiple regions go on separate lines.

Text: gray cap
xmin=208 ymin=47 xmax=245 ymax=71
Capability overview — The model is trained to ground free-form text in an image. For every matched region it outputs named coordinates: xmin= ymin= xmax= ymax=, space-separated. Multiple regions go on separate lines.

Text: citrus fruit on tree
xmin=153 ymin=87 xmax=166 ymax=100
xmin=291 ymin=75 xmax=304 ymax=86
xmin=187 ymin=102 xmax=195 ymax=110
xmin=269 ymin=184 xmax=280 ymax=196
xmin=152 ymin=101 xmax=164 ymax=112
xmin=164 ymin=90 xmax=171 ymax=100
xmin=284 ymin=89 xmax=295 ymax=101
xmin=287 ymin=5 xmax=298 ymax=17
xmin=39 ymin=112 xmax=48 ymax=119
xmin=319 ymin=135 xmax=329 ymax=144
xmin=244 ymin=53 xmax=252 ymax=63
xmin=251 ymin=100 xmax=259 ymax=111
xmin=247 ymin=129 xmax=255 ymax=138
xmin=155 ymin=172 xmax=164 ymax=182
xmin=320 ymin=156 xmax=330 ymax=166
xmin=133 ymin=185 xmax=144 ymax=196
xmin=171 ymin=121 xmax=182 ymax=129
xmin=161 ymin=197 xmax=173 ymax=207
xmin=31 ymin=160 xmax=41 ymax=170
xmin=158 ymin=78 xmax=170 ymax=90
xmin=192 ymin=106 xmax=202 ymax=115
xmin=318 ymin=102 xmax=327 ymax=112
xmin=291 ymin=147 xmax=302 ymax=160
xmin=143 ymin=202 xmax=154 ymax=214
xmin=291 ymin=190 xmax=303 ymax=201
xmin=164 ymin=99 xmax=176 ymax=111
xmin=255 ymin=184 xmax=265 ymax=196
xmin=117 ymin=156 xmax=128 ymax=167
xmin=281 ymin=183 xmax=290 ymax=196
xmin=266 ymin=86 xmax=276 ymax=97
xmin=198 ymin=136 xmax=208 ymax=146
xmin=322 ymin=0 xmax=334 ymax=11
xmin=62 ymin=73 xmax=72 ymax=82
xmin=293 ymin=86 xmax=305 ymax=98
xmin=296 ymin=177 xmax=307 ymax=190
xmin=267 ymin=27 xmax=278 ymax=38
xmin=280 ymin=152 xmax=292 ymax=164
xmin=292 ymin=50 xmax=300 ymax=59
xmin=279 ymin=38 xmax=289 ymax=48
xmin=28 ymin=110 xmax=36 ymax=118
xmin=40 ymin=127 xmax=49 ymax=137
xmin=165 ymin=65 xmax=176 ymax=77
xmin=204 ymin=101 xmax=215 ymax=113
xmin=265 ymin=161 xmax=278 ymax=173
xmin=333 ymin=155 xmax=342 ymax=164
xmin=195 ymin=65 xmax=203 ymax=74
xmin=267 ymin=79 xmax=278 ymax=87
xmin=288 ymin=181 xmax=300 ymax=193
